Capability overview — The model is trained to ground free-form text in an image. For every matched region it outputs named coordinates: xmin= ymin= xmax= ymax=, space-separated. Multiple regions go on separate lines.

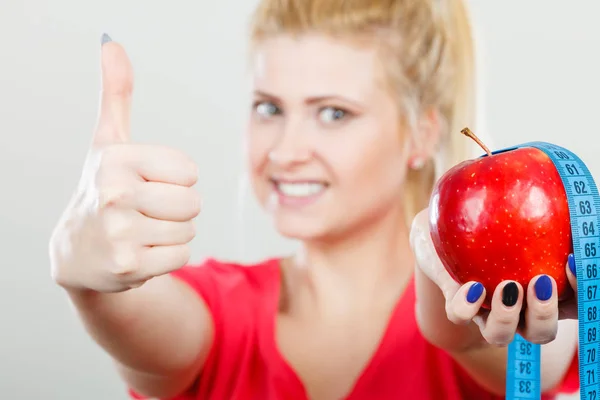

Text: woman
xmin=49 ymin=0 xmax=580 ymax=399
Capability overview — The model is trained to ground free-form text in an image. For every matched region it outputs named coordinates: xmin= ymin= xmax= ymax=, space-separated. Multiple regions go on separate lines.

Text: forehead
xmin=251 ymin=34 xmax=384 ymax=99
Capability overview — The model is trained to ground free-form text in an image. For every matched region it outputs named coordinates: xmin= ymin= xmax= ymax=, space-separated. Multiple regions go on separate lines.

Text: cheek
xmin=328 ymin=138 xmax=408 ymax=221
xmin=336 ymin=135 xmax=407 ymax=193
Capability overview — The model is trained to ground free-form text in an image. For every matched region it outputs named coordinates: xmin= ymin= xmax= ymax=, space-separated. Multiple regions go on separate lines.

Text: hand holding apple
xmin=410 ymin=207 xmax=578 ymax=347
xmin=429 ymin=128 xmax=573 ymax=308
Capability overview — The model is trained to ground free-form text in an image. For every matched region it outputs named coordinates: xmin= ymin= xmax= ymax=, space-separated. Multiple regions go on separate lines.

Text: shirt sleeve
xmin=127 ymin=259 xmax=237 ymax=400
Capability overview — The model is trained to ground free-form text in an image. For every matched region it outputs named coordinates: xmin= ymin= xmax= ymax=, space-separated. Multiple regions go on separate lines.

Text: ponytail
xmin=403 ymin=0 xmax=477 ymax=225
xmin=440 ymin=0 xmax=477 ymax=174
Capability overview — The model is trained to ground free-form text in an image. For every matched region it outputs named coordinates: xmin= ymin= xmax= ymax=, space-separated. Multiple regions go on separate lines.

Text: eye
xmin=318 ymin=107 xmax=348 ymax=124
xmin=254 ymin=101 xmax=281 ymax=118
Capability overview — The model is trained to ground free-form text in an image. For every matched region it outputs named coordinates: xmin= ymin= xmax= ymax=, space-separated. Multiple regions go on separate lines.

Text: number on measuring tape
xmin=507 ymin=334 xmax=540 ymax=399
xmin=478 ymin=142 xmax=599 ymax=400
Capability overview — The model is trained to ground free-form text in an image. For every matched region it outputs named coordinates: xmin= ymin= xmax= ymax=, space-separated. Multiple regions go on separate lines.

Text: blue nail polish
xmin=568 ymin=253 xmax=576 ymax=276
xmin=466 ymin=282 xmax=484 ymax=303
xmin=534 ymin=275 xmax=553 ymax=301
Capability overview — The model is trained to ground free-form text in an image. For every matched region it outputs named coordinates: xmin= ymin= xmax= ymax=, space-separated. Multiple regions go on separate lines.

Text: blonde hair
xmin=249 ymin=0 xmax=477 ymax=224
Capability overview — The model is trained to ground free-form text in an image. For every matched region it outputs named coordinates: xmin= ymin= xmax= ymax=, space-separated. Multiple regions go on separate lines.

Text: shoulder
xmin=170 ymin=257 xmax=281 ymax=308
xmin=169 ymin=257 xmax=281 ymax=353
xmin=174 ymin=256 xmax=280 ymax=285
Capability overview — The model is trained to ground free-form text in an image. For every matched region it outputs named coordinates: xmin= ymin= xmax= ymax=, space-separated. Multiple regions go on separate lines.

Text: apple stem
xmin=461 ymin=127 xmax=492 ymax=156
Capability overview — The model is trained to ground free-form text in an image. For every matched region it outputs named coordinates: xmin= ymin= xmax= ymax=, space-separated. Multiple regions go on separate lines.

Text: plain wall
xmin=0 ymin=1 xmax=597 ymax=399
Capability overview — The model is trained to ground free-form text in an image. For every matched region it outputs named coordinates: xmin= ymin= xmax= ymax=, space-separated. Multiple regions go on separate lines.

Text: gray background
xmin=0 ymin=1 xmax=597 ymax=399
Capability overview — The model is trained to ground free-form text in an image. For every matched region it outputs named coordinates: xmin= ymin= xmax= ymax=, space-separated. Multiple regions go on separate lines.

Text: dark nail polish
xmin=502 ymin=282 xmax=519 ymax=307
xmin=101 ymin=33 xmax=112 ymax=45
xmin=466 ymin=282 xmax=484 ymax=303
xmin=568 ymin=253 xmax=576 ymax=276
xmin=534 ymin=275 xmax=553 ymax=301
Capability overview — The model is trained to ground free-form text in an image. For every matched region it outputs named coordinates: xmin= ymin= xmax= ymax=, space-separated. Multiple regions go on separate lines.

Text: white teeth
xmin=277 ymin=182 xmax=325 ymax=197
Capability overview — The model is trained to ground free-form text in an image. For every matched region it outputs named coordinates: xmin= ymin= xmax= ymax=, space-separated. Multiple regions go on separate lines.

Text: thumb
xmin=410 ymin=208 xmax=459 ymax=297
xmin=92 ymin=33 xmax=134 ymax=147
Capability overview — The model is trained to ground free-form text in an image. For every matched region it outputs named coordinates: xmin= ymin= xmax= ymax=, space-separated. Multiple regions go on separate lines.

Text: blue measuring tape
xmin=507 ymin=333 xmax=541 ymax=398
xmin=477 ymin=141 xmax=598 ymax=399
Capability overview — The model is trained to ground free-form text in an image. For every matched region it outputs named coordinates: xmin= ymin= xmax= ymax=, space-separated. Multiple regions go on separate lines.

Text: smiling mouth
xmin=271 ymin=179 xmax=329 ymax=198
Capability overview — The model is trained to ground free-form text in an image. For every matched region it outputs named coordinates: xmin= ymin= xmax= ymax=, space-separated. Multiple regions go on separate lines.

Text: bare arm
xmin=65 ymin=275 xmax=213 ymax=398
xmin=414 ymin=267 xmax=578 ymax=395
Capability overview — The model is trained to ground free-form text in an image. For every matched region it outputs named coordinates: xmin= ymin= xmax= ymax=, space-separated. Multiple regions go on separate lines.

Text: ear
xmin=407 ymin=107 xmax=442 ymax=170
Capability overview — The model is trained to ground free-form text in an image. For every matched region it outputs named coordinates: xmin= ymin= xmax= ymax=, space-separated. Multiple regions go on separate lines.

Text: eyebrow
xmin=253 ymin=90 xmax=365 ymax=108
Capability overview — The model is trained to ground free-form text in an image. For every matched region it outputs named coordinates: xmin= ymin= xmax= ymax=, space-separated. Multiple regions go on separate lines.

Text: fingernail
xmin=568 ymin=253 xmax=576 ymax=276
xmin=101 ymin=33 xmax=112 ymax=45
xmin=502 ymin=282 xmax=519 ymax=307
xmin=534 ymin=275 xmax=553 ymax=301
xmin=466 ymin=282 xmax=484 ymax=303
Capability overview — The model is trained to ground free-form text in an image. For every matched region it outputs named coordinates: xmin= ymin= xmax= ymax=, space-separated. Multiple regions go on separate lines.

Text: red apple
xmin=428 ymin=127 xmax=573 ymax=308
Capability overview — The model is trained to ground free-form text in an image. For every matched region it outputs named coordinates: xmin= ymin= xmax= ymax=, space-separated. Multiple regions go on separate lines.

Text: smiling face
xmin=246 ymin=34 xmax=413 ymax=241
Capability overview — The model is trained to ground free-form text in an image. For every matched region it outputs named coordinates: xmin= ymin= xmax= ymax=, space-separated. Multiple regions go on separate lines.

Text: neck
xmin=289 ymin=204 xmax=415 ymax=315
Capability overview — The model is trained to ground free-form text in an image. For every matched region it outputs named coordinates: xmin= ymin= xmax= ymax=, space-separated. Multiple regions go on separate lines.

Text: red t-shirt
xmin=130 ymin=258 xmax=579 ymax=400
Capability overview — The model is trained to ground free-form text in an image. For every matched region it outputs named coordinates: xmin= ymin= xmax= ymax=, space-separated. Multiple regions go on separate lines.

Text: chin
xmin=272 ymin=213 xmax=331 ymax=241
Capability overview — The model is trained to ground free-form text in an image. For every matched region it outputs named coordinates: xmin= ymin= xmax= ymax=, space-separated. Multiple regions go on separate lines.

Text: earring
xmin=409 ymin=157 xmax=425 ymax=170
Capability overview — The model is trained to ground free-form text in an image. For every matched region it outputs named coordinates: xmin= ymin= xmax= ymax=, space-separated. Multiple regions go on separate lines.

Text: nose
xmin=268 ymin=121 xmax=314 ymax=167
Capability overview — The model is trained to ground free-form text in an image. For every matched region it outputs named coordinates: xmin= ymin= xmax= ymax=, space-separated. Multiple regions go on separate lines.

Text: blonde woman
xmin=50 ymin=0 xmax=580 ymax=399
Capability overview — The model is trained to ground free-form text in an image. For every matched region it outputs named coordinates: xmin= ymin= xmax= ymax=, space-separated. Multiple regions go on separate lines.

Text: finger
xmin=131 ymin=145 xmax=199 ymax=187
xmin=481 ymin=280 xmax=524 ymax=346
xmin=559 ymin=254 xmax=582 ymax=320
xmin=134 ymin=181 xmax=201 ymax=221
xmin=566 ymin=253 xmax=578 ymax=291
xmin=472 ymin=313 xmax=488 ymax=332
xmin=112 ymin=244 xmax=191 ymax=281
xmin=522 ymin=274 xmax=559 ymax=344
xmin=93 ymin=34 xmax=134 ymax=147
xmin=140 ymin=244 xmax=191 ymax=277
xmin=410 ymin=208 xmax=460 ymax=297
xmin=99 ymin=144 xmax=198 ymax=186
xmin=137 ymin=217 xmax=196 ymax=246
xmin=445 ymin=281 xmax=486 ymax=325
